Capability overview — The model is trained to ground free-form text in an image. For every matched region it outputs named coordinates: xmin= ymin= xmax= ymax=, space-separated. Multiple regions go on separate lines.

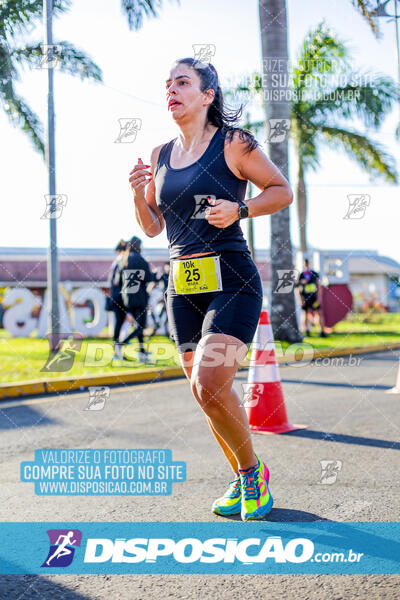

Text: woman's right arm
xmin=129 ymin=145 xmax=165 ymax=238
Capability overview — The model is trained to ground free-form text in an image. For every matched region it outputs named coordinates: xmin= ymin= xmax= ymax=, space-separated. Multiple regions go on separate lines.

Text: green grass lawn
xmin=297 ymin=312 xmax=400 ymax=351
xmin=0 ymin=313 xmax=399 ymax=384
xmin=0 ymin=334 xmax=179 ymax=384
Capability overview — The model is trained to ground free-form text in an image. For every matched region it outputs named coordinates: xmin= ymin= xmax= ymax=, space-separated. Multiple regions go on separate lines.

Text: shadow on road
xmin=217 ymin=508 xmax=331 ymax=522
xmin=361 ymin=352 xmax=400 ymax=361
xmin=0 ymin=405 xmax=55 ymax=430
xmin=281 ymin=378 xmax=391 ymax=391
xmin=286 ymin=429 xmax=400 ymax=450
xmin=0 ymin=572 xmax=92 ymax=600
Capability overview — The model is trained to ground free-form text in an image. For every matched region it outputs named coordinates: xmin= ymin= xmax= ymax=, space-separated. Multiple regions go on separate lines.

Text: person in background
xmin=154 ymin=262 xmax=171 ymax=338
xmin=297 ymin=258 xmax=327 ymax=337
xmin=107 ymin=239 xmax=128 ymax=360
xmin=158 ymin=262 xmax=170 ymax=291
xmin=119 ymin=236 xmax=157 ymax=362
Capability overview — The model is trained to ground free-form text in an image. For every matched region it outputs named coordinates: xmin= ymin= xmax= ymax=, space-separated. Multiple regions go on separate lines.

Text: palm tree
xmin=0 ymin=0 xmax=102 ymax=157
xmin=259 ymin=0 xmax=302 ymax=342
xmin=119 ymin=0 xmax=180 ymax=30
xmin=292 ymin=22 xmax=398 ymax=252
xmin=349 ymin=0 xmax=379 ymax=34
xmin=1 ymin=0 xmax=182 ymax=155
xmin=229 ymin=21 xmax=399 ymax=251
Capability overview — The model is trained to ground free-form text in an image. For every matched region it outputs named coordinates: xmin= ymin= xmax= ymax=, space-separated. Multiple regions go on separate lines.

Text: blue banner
xmin=0 ymin=522 xmax=399 ymax=574
xmin=20 ymin=449 xmax=186 ymax=496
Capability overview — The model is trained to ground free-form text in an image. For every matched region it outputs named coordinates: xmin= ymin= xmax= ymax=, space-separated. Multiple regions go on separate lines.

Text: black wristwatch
xmin=238 ymin=199 xmax=249 ymax=220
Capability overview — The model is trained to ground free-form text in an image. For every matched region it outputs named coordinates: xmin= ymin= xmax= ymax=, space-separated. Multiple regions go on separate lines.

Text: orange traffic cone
xmin=386 ymin=359 xmax=400 ymax=394
xmin=245 ymin=310 xmax=307 ymax=434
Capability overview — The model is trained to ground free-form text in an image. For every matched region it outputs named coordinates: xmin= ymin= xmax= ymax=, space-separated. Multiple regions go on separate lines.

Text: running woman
xmin=128 ymin=58 xmax=293 ymax=521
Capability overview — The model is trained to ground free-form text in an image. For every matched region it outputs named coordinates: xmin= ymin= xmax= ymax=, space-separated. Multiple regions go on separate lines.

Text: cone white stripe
xmin=248 ymin=364 xmax=280 ymax=383
xmin=248 ymin=316 xmax=281 ymax=384
xmin=252 ymin=323 xmax=274 ymax=348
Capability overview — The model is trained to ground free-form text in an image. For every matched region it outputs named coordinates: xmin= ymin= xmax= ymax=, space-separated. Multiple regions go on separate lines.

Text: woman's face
xmin=165 ymin=63 xmax=213 ymax=121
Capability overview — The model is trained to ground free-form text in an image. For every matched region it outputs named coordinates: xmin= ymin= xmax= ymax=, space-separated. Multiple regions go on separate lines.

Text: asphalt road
xmin=0 ymin=350 xmax=399 ymax=599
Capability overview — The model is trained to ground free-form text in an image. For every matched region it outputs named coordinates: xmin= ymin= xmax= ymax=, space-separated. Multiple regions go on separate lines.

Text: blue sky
xmin=2 ymin=0 xmax=399 ymax=261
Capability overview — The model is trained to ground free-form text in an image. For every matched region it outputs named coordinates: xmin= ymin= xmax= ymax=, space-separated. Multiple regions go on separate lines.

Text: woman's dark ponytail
xmin=172 ymin=57 xmax=259 ymax=155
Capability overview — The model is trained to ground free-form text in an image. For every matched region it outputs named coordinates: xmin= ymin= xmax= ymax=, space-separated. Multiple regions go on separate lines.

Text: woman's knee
xmin=191 ymin=368 xmax=231 ymax=410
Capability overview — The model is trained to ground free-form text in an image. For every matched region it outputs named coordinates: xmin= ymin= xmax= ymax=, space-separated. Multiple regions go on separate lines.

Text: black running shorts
xmin=166 ymin=250 xmax=263 ymax=353
xmin=301 ymin=294 xmax=320 ymax=311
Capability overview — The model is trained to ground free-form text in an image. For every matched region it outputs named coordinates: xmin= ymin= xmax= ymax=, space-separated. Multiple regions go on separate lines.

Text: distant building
xmin=345 ymin=251 xmax=400 ymax=312
xmin=294 ymin=249 xmax=400 ymax=313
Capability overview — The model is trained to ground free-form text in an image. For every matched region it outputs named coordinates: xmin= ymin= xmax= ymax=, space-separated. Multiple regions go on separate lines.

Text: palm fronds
xmin=319 ymin=125 xmax=397 ymax=182
xmin=120 ymin=0 xmax=180 ymax=30
xmin=0 ymin=0 xmax=103 ymax=157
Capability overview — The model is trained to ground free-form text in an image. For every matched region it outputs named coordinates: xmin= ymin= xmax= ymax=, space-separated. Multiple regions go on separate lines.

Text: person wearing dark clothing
xmin=118 ymin=236 xmax=157 ymax=359
xmin=149 ymin=262 xmax=170 ymax=338
xmin=107 ymin=240 xmax=127 ymax=355
xmin=298 ymin=259 xmax=327 ymax=337
xmin=158 ymin=262 xmax=170 ymax=291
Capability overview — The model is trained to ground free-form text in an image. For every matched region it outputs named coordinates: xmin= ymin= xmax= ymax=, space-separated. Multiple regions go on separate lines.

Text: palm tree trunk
xmin=247 ymin=181 xmax=255 ymax=260
xmin=297 ymin=160 xmax=308 ymax=253
xmin=259 ymin=0 xmax=302 ymax=342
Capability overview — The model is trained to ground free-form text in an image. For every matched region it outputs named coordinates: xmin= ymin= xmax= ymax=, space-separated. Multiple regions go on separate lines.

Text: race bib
xmin=172 ymin=255 xmax=223 ymax=294
xmin=304 ymin=283 xmax=317 ymax=293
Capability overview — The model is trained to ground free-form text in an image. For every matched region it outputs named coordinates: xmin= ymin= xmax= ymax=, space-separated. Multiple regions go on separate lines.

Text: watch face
xmin=239 ymin=204 xmax=248 ymax=219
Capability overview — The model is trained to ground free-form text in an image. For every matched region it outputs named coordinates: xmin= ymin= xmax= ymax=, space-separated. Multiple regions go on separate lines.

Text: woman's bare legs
xmin=178 ymin=333 xmax=258 ymax=471
xmin=180 ymin=349 xmax=239 ymax=475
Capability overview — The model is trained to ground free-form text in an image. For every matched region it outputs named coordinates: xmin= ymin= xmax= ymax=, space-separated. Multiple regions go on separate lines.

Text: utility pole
xmin=394 ymin=1 xmax=400 ymax=121
xmin=43 ymin=0 xmax=60 ymax=350
xmin=370 ymin=1 xmax=400 ymax=135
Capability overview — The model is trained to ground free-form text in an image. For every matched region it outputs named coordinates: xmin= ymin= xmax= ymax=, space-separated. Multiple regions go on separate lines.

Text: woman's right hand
xmin=129 ymin=157 xmax=153 ymax=200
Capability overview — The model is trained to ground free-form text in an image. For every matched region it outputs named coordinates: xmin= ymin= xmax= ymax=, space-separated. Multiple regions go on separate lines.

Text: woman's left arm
xmin=205 ymin=135 xmax=293 ymax=228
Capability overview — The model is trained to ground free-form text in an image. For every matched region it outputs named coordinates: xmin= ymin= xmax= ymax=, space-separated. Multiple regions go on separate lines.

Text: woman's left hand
xmin=204 ymin=198 xmax=239 ymax=228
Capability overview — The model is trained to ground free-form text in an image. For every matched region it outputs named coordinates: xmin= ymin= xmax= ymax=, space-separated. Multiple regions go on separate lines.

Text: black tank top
xmin=154 ymin=126 xmax=250 ymax=259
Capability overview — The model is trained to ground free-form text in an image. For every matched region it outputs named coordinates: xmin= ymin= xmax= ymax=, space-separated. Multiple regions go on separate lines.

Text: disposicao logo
xmin=42 ymin=529 xmax=82 ymax=567
xmin=83 ymin=536 xmax=314 ymax=564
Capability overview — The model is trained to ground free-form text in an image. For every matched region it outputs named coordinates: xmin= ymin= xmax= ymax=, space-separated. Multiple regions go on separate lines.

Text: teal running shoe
xmin=212 ymin=459 xmax=270 ymax=517
xmin=212 ymin=475 xmax=242 ymax=516
xmin=240 ymin=458 xmax=273 ymax=521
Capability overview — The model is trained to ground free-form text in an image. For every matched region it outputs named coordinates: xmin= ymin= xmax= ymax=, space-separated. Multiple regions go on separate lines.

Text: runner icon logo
xmin=267 ymin=119 xmax=291 ymax=143
xmin=41 ymin=336 xmax=82 ymax=373
xmin=86 ymin=387 xmax=110 ymax=411
xmin=274 ymin=269 xmax=299 ymax=294
xmin=192 ymin=44 xmax=216 ymax=68
xmin=240 ymin=383 xmax=264 ymax=408
xmin=115 ymin=118 xmax=142 ymax=144
xmin=122 ymin=270 xmax=146 ymax=294
xmin=319 ymin=460 xmax=342 ymax=485
xmin=40 ymin=194 xmax=68 ymax=220
xmin=343 ymin=194 xmax=370 ymax=220
xmin=191 ymin=195 xmax=215 ymax=219
xmin=36 ymin=44 xmax=62 ymax=69
xmin=42 ymin=529 xmax=82 ymax=568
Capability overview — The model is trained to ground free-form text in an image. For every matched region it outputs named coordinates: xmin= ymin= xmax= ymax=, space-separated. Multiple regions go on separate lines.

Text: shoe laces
xmin=241 ymin=465 xmax=260 ymax=501
xmin=226 ymin=476 xmax=241 ymax=499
